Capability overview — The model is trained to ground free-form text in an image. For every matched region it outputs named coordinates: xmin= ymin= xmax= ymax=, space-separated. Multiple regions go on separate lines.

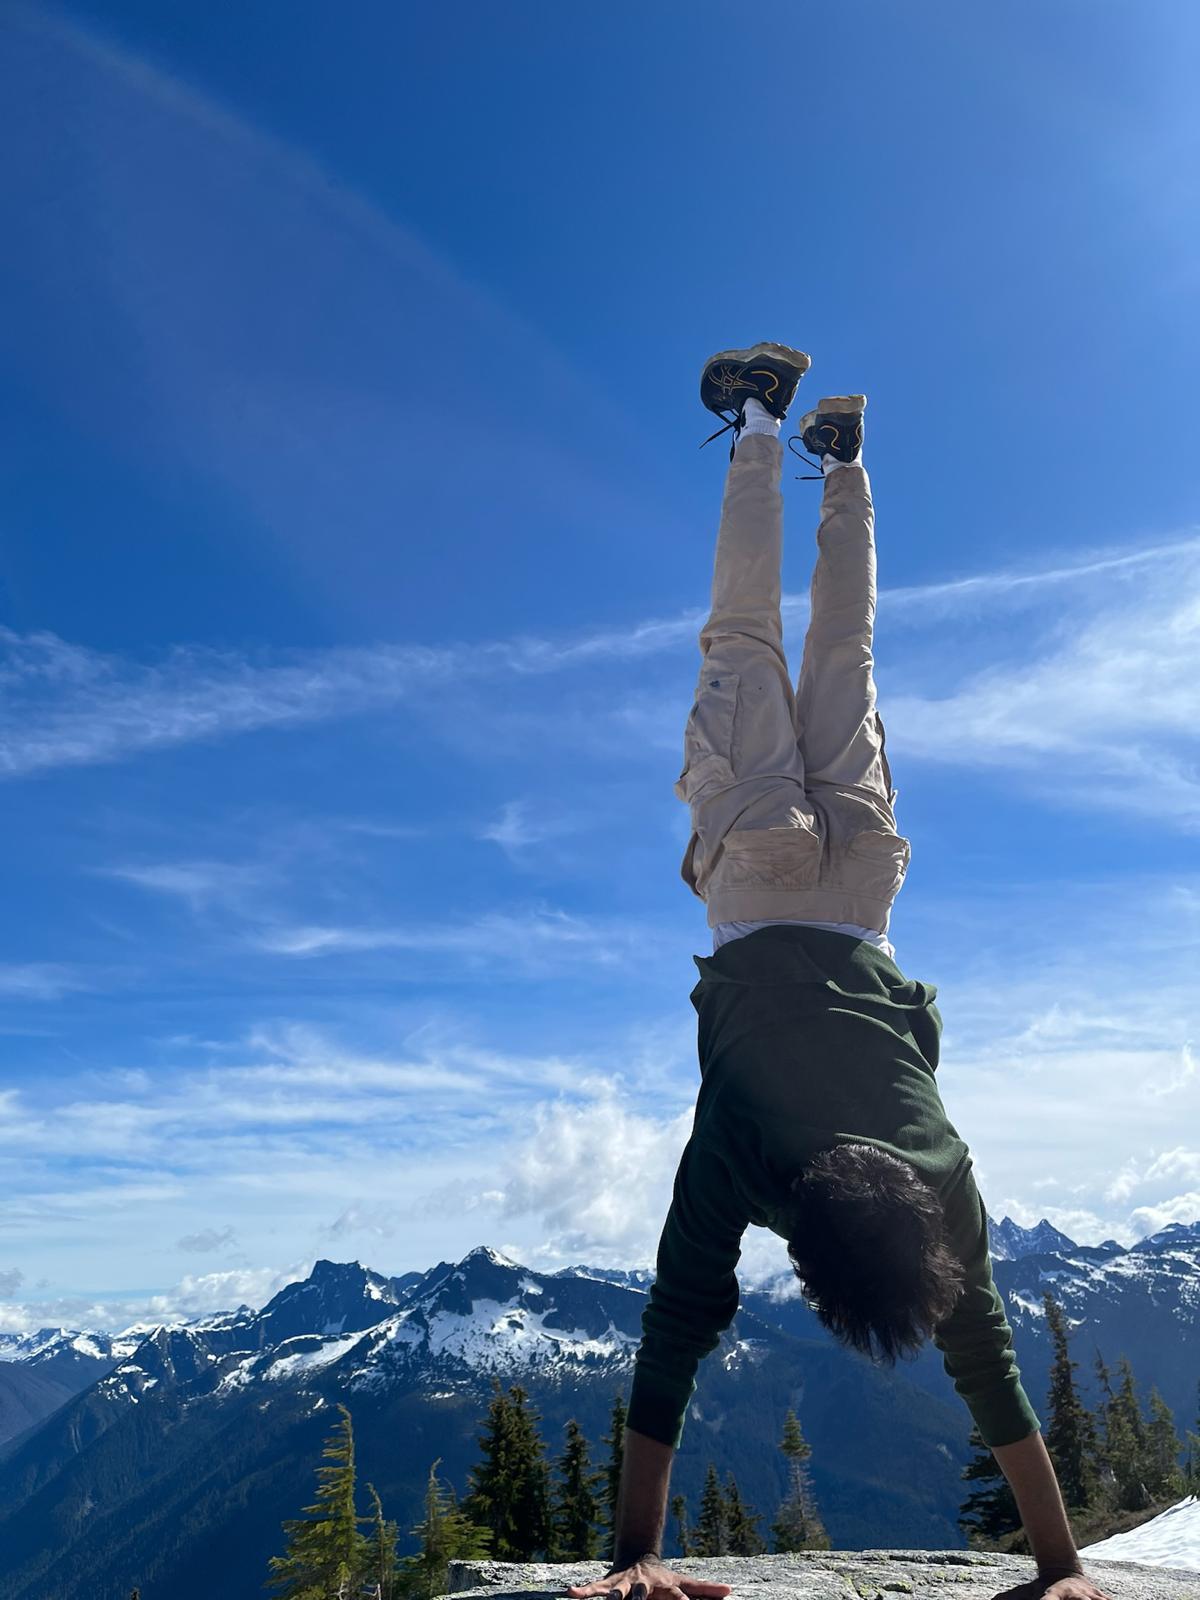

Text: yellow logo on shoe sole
xmin=811 ymin=420 xmax=864 ymax=454
xmin=749 ymin=368 xmax=780 ymax=404
xmin=707 ymin=364 xmax=782 ymax=408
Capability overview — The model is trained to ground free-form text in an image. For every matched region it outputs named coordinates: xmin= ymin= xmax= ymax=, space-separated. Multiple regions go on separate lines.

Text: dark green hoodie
xmin=627 ymin=925 xmax=1040 ymax=1451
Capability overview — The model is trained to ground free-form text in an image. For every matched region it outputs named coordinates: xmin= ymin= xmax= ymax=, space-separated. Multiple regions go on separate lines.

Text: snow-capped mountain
xmin=748 ymin=1212 xmax=1200 ymax=1438
xmin=3 ymin=1217 xmax=1200 ymax=1600
xmin=987 ymin=1216 xmax=1085 ymax=1262
xmin=0 ymin=1324 xmax=150 ymax=1367
xmin=0 ymin=1243 xmax=977 ymax=1600
xmin=0 ymin=1323 xmax=161 ymax=1450
xmin=184 ymin=1245 xmax=641 ymax=1407
xmin=0 ymin=1328 xmax=73 ymax=1361
xmin=550 ymin=1263 xmax=656 ymax=1290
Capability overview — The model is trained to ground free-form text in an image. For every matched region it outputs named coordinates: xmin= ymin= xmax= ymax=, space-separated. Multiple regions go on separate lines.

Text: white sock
xmin=823 ymin=453 xmax=861 ymax=474
xmin=737 ymin=396 xmax=781 ymax=443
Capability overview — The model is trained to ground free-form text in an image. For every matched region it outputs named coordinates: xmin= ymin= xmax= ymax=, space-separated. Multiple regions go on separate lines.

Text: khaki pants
xmin=676 ymin=432 xmax=911 ymax=931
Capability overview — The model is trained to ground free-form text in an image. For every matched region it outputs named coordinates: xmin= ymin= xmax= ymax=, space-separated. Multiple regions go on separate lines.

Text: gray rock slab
xmin=442 ymin=1552 xmax=1200 ymax=1600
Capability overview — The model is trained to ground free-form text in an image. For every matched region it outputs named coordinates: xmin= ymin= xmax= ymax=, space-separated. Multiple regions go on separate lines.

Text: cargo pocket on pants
xmin=674 ymin=671 xmax=741 ymax=801
xmin=845 ymin=828 xmax=912 ymax=901
xmin=719 ymin=824 xmax=822 ymax=889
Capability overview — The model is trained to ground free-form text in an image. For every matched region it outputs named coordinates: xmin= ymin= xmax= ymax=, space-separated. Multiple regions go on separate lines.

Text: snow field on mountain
xmin=1080 ymin=1497 xmax=1200 ymax=1572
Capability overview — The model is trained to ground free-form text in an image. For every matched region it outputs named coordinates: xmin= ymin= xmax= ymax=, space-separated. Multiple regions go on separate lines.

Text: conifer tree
xmin=552 ymin=1418 xmax=603 ymax=1561
xmin=724 ymin=1471 xmax=765 ymax=1555
xmin=397 ymin=1457 xmax=492 ymax=1600
xmin=599 ymin=1393 xmax=627 ymax=1563
xmin=670 ymin=1494 xmax=691 ymax=1559
xmin=364 ymin=1482 xmax=399 ymax=1600
xmin=1106 ymin=1357 xmax=1153 ymax=1512
xmin=1090 ymin=1349 xmax=1120 ymax=1508
xmin=1184 ymin=1379 xmax=1200 ymax=1493
xmin=770 ymin=1408 xmax=829 ymax=1553
xmin=266 ymin=1403 xmax=368 ymax=1598
xmin=508 ymin=1384 xmax=553 ymax=1558
xmin=462 ymin=1382 xmax=521 ymax=1561
xmin=462 ymin=1381 xmax=552 ymax=1560
xmin=958 ymin=1424 xmax=1021 ymax=1544
xmin=695 ymin=1463 xmax=728 ymax=1557
xmin=1041 ymin=1293 xmax=1098 ymax=1510
xmin=1143 ymin=1388 xmax=1185 ymax=1502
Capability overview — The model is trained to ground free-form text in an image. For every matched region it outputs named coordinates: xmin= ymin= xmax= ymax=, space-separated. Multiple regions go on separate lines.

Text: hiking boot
xmin=699 ymin=341 xmax=811 ymax=457
xmin=796 ymin=394 xmax=867 ymax=464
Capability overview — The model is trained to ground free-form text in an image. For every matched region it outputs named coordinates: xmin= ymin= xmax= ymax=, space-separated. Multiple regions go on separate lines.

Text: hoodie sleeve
xmin=932 ymin=1158 xmax=1042 ymax=1447
xmin=626 ymin=1137 xmax=750 ymax=1449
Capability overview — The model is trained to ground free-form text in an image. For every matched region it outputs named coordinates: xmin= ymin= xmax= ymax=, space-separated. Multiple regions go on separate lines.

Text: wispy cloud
xmin=3 ymin=535 xmax=1194 ymax=784
xmin=321 ymin=1203 xmax=406 ymax=1242
xmin=253 ymin=908 xmax=640 ymax=972
xmin=881 ymin=535 xmax=1200 ymax=619
xmin=886 ymin=538 xmax=1200 ymax=825
xmin=479 ymin=799 xmax=581 ymax=854
xmin=0 ymin=627 xmax=445 ymax=778
xmin=100 ymin=860 xmax=268 ymax=910
xmin=0 ymin=964 xmax=93 ymax=1000
xmin=176 ymin=1225 xmax=238 ymax=1254
xmin=481 ymin=800 xmax=548 ymax=851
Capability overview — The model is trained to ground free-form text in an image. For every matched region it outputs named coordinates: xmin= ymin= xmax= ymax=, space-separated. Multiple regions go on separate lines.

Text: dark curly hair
xmin=784 ymin=1142 xmax=966 ymax=1364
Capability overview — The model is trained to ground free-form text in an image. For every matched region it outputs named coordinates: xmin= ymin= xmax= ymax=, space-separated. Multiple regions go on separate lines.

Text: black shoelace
xmin=699 ymin=410 xmax=828 ymax=478
xmin=787 ymin=434 xmax=825 ymax=480
xmin=698 ymin=409 xmax=745 ymax=462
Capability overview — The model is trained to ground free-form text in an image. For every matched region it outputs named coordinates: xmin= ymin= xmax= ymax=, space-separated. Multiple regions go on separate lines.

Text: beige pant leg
xmin=677 ymin=434 xmax=813 ymax=898
xmin=795 ymin=463 xmax=897 ymax=832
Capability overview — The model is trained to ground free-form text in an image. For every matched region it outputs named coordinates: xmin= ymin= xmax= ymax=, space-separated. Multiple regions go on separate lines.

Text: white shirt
xmin=713 ymin=919 xmax=895 ymax=961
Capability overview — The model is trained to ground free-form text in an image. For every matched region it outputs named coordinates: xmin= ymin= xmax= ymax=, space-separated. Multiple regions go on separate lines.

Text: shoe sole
xmin=701 ymin=342 xmax=812 ymax=420
xmin=797 ymin=394 xmax=867 ymax=430
xmin=703 ymin=341 xmax=812 ymax=378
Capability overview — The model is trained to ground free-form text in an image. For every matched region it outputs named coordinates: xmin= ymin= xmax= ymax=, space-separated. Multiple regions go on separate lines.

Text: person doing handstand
xmin=567 ymin=344 xmax=1111 ymax=1600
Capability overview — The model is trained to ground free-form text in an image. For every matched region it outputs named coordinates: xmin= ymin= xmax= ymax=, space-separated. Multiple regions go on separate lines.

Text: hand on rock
xmin=993 ymin=1572 xmax=1113 ymax=1600
xmin=565 ymin=1556 xmax=733 ymax=1600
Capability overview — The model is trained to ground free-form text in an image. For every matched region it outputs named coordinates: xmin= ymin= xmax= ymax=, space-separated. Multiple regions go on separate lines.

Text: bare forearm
xmin=613 ymin=1426 xmax=674 ymax=1569
xmin=990 ymin=1429 xmax=1082 ymax=1576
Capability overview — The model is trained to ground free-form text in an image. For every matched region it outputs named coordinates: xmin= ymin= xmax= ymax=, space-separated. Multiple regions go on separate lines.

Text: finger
xmin=678 ymin=1587 xmax=733 ymax=1598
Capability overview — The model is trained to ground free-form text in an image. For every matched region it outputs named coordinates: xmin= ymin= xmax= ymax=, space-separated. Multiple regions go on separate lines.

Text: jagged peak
xmin=990 ymin=1216 xmax=1079 ymax=1261
xmin=461 ymin=1244 xmax=522 ymax=1269
xmin=309 ymin=1257 xmax=370 ymax=1280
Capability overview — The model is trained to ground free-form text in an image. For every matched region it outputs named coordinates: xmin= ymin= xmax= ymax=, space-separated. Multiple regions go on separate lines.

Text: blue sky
xmin=1 ymin=1 xmax=1198 ymax=1330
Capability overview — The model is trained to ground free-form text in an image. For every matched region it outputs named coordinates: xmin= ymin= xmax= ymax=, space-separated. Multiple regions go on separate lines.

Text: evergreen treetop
xmin=265 ymin=1403 xmax=369 ymax=1599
